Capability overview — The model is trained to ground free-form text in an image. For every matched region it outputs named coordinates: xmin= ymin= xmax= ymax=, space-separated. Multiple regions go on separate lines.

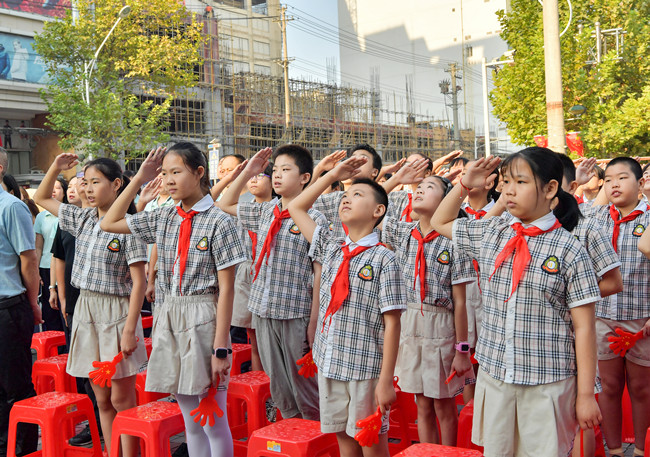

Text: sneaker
xmin=68 ymin=425 xmax=92 ymax=446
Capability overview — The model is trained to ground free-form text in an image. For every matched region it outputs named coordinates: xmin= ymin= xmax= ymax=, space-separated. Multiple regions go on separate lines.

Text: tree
xmin=33 ymin=0 xmax=205 ymax=161
xmin=490 ymin=0 xmax=650 ymax=156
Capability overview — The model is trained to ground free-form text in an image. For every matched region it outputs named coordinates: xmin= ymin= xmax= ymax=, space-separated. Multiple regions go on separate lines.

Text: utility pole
xmin=542 ymin=0 xmax=566 ymax=153
xmin=441 ymin=63 xmax=462 ymax=149
xmin=279 ymin=6 xmax=292 ymax=130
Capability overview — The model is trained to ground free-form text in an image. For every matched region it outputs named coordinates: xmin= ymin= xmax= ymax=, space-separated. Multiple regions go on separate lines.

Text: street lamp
xmin=481 ymin=56 xmax=514 ymax=157
xmin=83 ymin=5 xmax=131 ymax=105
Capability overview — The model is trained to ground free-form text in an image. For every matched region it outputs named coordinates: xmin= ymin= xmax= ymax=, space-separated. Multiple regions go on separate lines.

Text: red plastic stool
xmin=644 ymin=426 xmax=650 ymax=457
xmin=110 ymin=401 xmax=184 ymax=457
xmin=388 ymin=382 xmax=418 ymax=453
xmin=622 ymin=385 xmax=634 ymax=444
xmin=31 ymin=331 xmax=66 ymax=359
xmin=231 ymin=343 xmax=252 ymax=376
xmin=32 ymin=354 xmax=77 ymax=395
xmin=247 ymin=418 xmax=339 ymax=457
xmin=135 ymin=370 xmax=169 ymax=405
xmin=142 ymin=315 xmax=153 ymax=330
xmin=7 ymin=391 xmax=102 ymax=457
xmin=394 ymin=443 xmax=483 ymax=456
xmin=144 ymin=338 xmax=153 ymax=359
xmin=457 ymin=400 xmax=484 ymax=453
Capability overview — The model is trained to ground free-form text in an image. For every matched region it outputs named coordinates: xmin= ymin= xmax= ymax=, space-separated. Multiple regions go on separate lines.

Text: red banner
xmin=534 ymin=135 xmax=548 ymax=148
xmin=533 ymin=133 xmax=584 ymax=157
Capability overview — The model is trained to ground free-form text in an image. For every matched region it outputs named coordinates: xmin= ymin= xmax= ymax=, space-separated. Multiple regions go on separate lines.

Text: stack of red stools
xmin=231 ymin=343 xmax=252 ymax=376
xmin=457 ymin=400 xmax=483 ymax=453
xmin=394 ymin=443 xmax=483 ymax=456
xmin=135 ymin=370 xmax=169 ymax=405
xmin=247 ymin=418 xmax=339 ymax=457
xmin=31 ymin=330 xmax=66 ymax=359
xmin=6 ymin=391 xmax=102 ymax=457
xmin=31 ymin=354 xmax=76 ymax=395
xmin=388 ymin=386 xmax=419 ymax=454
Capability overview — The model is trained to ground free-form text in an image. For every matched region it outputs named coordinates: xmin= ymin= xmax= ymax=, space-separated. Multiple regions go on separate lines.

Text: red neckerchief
xmin=400 ymin=194 xmax=413 ymax=222
xmin=253 ymin=205 xmax=290 ymax=281
xmin=410 ymin=227 xmax=440 ymax=314
xmin=575 ymin=194 xmax=584 ymax=205
xmin=609 ymin=205 xmax=644 ymax=252
xmin=465 ymin=206 xmax=487 ymax=220
xmin=175 ymin=206 xmax=199 ymax=295
xmin=323 ymin=242 xmax=379 ymax=331
xmin=489 ymin=219 xmax=562 ymax=300
xmin=248 ymin=230 xmax=258 ymax=264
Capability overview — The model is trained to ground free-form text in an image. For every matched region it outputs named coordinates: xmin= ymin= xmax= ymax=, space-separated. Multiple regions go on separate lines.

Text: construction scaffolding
xmin=158 ymin=15 xmax=475 ymax=164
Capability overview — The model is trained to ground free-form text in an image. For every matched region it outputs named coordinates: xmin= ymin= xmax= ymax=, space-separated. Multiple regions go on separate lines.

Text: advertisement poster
xmin=0 ymin=0 xmax=71 ymax=19
xmin=0 ymin=33 xmax=50 ymax=84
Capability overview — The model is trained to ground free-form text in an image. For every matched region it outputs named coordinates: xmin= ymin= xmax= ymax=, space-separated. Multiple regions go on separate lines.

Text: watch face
xmin=461 ymin=343 xmax=470 ymax=352
xmin=215 ymin=348 xmax=227 ymax=358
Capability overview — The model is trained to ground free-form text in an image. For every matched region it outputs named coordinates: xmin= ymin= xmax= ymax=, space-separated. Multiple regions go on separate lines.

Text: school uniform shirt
xmin=452 ymin=212 xmax=601 ymax=386
xmin=313 ymin=191 xmax=347 ymax=240
xmin=126 ymin=194 xmax=246 ymax=297
xmin=309 ymin=227 xmax=407 ymax=381
xmin=591 ymin=202 xmax=650 ymax=320
xmin=461 ymin=201 xmax=495 ymax=219
xmin=571 ymin=216 xmax=621 ymax=281
xmin=385 ymin=190 xmax=411 ymax=221
xmin=237 ymin=200 xmax=328 ymax=319
xmin=382 ymin=217 xmax=474 ymax=308
xmin=58 ymin=204 xmax=147 ymax=296
xmin=33 ymin=210 xmax=58 ymax=268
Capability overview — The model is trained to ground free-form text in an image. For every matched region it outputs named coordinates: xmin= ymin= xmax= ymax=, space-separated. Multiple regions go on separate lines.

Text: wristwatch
xmin=212 ymin=347 xmax=233 ymax=359
xmin=48 ymin=285 xmax=57 ymax=290
xmin=454 ymin=341 xmax=470 ymax=353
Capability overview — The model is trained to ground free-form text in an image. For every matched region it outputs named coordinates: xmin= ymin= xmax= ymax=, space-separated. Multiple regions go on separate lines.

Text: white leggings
xmin=175 ymin=390 xmax=233 ymax=457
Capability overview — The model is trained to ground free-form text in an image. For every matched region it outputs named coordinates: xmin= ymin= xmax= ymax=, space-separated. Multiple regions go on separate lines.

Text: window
xmin=254 ymin=19 xmax=270 ymax=31
xmin=254 ymin=64 xmax=271 ymax=75
xmin=253 ymin=40 xmax=270 ymax=55
xmin=232 ymin=36 xmax=249 ymax=51
xmin=233 ymin=61 xmax=250 ymax=73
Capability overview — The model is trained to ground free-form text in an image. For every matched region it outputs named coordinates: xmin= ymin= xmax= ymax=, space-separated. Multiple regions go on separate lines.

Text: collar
xmin=611 ymin=200 xmax=648 ymax=216
xmin=344 ymin=231 xmax=380 ymax=249
xmin=509 ymin=211 xmax=557 ymax=230
xmin=463 ymin=200 xmax=495 ymax=213
xmin=176 ymin=193 xmax=213 ymax=213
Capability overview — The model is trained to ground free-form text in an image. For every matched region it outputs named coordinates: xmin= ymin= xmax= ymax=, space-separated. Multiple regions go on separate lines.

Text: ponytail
xmin=120 ymin=175 xmax=138 ymax=215
xmin=553 ymin=189 xmax=581 ymax=232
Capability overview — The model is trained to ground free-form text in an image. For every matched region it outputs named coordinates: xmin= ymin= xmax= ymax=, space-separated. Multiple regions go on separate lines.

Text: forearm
xmin=20 ymin=250 xmax=40 ymax=309
xmin=310 ymin=263 xmax=321 ymax=324
xmin=598 ymin=268 xmax=623 ymax=298
xmin=293 ymin=172 xmax=335 ymax=213
xmin=136 ymin=199 xmax=147 ymax=212
xmin=214 ymin=266 xmax=236 ymax=348
xmin=572 ymin=305 xmax=598 ymax=397
xmin=101 ymin=175 xmax=144 ymax=233
xmin=217 ymin=174 xmax=249 ymax=216
xmin=379 ymin=312 xmax=401 ymax=384
xmin=593 ymin=185 xmax=609 ymax=207
xmin=431 ymin=183 xmax=467 ymax=239
xmin=54 ymin=258 xmax=66 ymax=302
xmin=33 ymin=164 xmax=63 ymax=216
xmin=210 ymin=179 xmax=230 ymax=201
xmin=452 ymin=283 xmax=469 ymax=341
xmin=124 ymin=263 xmax=146 ymax=333
xmin=381 ymin=174 xmax=402 ymax=193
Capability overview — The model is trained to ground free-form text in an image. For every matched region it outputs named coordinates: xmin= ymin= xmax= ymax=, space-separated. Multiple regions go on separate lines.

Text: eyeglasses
xmin=251 ymin=173 xmax=270 ymax=180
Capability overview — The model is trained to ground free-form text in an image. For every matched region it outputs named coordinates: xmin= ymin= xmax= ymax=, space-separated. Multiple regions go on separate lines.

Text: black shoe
xmin=68 ymin=425 xmax=92 ymax=446
xmin=172 ymin=443 xmax=189 ymax=457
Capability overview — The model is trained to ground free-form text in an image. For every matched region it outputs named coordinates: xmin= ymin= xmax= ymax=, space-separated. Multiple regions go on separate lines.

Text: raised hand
xmin=223 ymin=160 xmax=248 ymax=184
xmin=138 ymin=176 xmax=162 ymax=206
xmin=393 ymin=157 xmax=429 ymax=185
xmin=53 ymin=153 xmax=79 ymax=171
xmin=354 ymin=407 xmax=383 ymax=447
xmin=318 ymin=150 xmax=347 ymax=172
xmin=137 ymin=147 xmax=166 ymax=184
xmin=190 ymin=383 xmax=224 ymax=427
xmin=245 ymin=147 xmax=273 ymax=178
xmin=381 ymin=157 xmax=406 ymax=176
xmin=461 ymin=156 xmax=502 ymax=189
xmin=575 ymin=157 xmax=597 ymax=186
xmin=608 ymin=328 xmax=644 ymax=357
xmin=89 ymin=352 xmax=124 ymax=388
xmin=330 ymin=156 xmax=367 ymax=182
xmin=296 ymin=350 xmax=318 ymax=378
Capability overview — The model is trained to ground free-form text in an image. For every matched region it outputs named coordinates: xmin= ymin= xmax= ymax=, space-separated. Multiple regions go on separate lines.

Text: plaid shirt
xmin=571 ymin=216 xmax=621 ymax=278
xmin=59 ymin=204 xmax=147 ymax=296
xmin=314 ymin=191 xmax=347 ymax=240
xmin=590 ymin=202 xmax=650 ymax=320
xmin=237 ymin=200 xmax=327 ymax=319
xmin=453 ymin=211 xmax=601 ymax=386
xmin=126 ymin=194 xmax=246 ymax=297
xmin=382 ymin=217 xmax=474 ymax=309
xmin=386 ymin=190 xmax=411 ymax=221
xmin=310 ymin=227 xmax=407 ymax=381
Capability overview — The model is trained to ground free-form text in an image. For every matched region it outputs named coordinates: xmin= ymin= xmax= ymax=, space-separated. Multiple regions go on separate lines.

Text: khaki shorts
xmin=466 ymin=280 xmax=483 ymax=348
xmin=596 ymin=317 xmax=650 ymax=367
xmin=472 ymin=370 xmax=578 ymax=457
xmin=231 ymin=260 xmax=253 ymax=328
xmin=317 ymin=374 xmax=389 ymax=438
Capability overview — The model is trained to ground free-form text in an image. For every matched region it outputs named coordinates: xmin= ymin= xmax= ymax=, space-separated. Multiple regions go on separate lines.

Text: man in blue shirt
xmin=0 ymin=147 xmax=42 ymax=457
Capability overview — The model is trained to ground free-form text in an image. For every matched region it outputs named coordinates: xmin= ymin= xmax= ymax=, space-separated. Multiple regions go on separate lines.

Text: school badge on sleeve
xmin=541 ymin=255 xmax=559 ymax=274
xmin=289 ymin=223 xmax=301 ymax=234
xmin=436 ymin=250 xmax=450 ymax=265
xmin=633 ymin=224 xmax=645 ymax=237
xmin=107 ymin=238 xmax=121 ymax=252
xmin=196 ymin=236 xmax=209 ymax=251
xmin=358 ymin=264 xmax=374 ymax=281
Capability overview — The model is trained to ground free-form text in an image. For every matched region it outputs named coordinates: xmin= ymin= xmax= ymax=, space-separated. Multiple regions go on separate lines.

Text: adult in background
xmin=0 ymin=147 xmax=42 ymax=457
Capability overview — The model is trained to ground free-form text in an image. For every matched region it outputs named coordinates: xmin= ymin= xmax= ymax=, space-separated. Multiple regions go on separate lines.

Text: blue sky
xmin=284 ymin=1 xmax=341 ymax=83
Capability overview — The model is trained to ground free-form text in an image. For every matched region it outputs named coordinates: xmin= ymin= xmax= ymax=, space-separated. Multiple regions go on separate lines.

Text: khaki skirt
xmin=231 ymin=260 xmax=253 ymax=329
xmin=146 ymin=294 xmax=231 ymax=396
xmin=67 ymin=290 xmax=148 ymax=379
xmin=395 ymin=303 xmax=471 ymax=399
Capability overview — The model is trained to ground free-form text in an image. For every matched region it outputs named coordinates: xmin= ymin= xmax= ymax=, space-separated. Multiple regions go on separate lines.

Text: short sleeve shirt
xmin=571 ymin=216 xmax=621 ymax=278
xmin=386 ymin=190 xmax=411 ymax=221
xmin=382 ymin=217 xmax=474 ymax=309
xmin=58 ymin=204 xmax=147 ymax=296
xmin=33 ymin=210 xmax=58 ymax=268
xmin=0 ymin=188 xmax=35 ymax=298
xmin=310 ymin=227 xmax=407 ymax=381
xmin=313 ymin=191 xmax=347 ymax=240
xmin=452 ymin=212 xmax=601 ymax=386
xmin=591 ymin=203 xmax=650 ymax=320
xmin=237 ymin=200 xmax=328 ymax=319
xmin=127 ymin=194 xmax=246 ymax=298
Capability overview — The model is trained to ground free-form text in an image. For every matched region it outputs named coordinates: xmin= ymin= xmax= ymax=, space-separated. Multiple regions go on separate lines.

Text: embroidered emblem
xmin=107 ymin=238 xmax=121 ymax=252
xmin=541 ymin=255 xmax=559 ymax=274
xmin=633 ymin=224 xmax=645 ymax=237
xmin=437 ymin=250 xmax=450 ymax=265
xmin=289 ymin=224 xmax=301 ymax=234
xmin=358 ymin=265 xmax=374 ymax=281
xmin=196 ymin=236 xmax=209 ymax=251
xmin=328 ymin=222 xmax=334 ymax=232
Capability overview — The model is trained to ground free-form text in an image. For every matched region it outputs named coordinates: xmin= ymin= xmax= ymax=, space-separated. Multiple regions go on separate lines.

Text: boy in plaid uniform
xmin=589 ymin=157 xmax=650 ymax=457
xmin=432 ymin=149 xmax=602 ymax=457
xmin=219 ymin=145 xmax=327 ymax=421
xmin=381 ymin=175 xmax=475 ymax=445
xmin=381 ymin=153 xmax=432 ymax=222
xmin=287 ymin=155 xmax=406 ymax=456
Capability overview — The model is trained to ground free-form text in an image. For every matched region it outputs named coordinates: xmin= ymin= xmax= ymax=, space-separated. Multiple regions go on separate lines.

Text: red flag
xmin=566 ymin=132 xmax=584 ymax=157
xmin=533 ymin=135 xmax=548 ymax=148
